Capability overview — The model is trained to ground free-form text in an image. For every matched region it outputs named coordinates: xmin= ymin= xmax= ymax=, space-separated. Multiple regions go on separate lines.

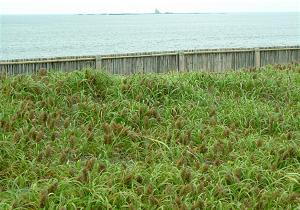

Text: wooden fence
xmin=0 ymin=46 xmax=299 ymax=75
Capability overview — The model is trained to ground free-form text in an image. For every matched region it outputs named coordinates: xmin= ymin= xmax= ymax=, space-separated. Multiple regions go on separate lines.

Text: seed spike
xmin=39 ymin=190 xmax=48 ymax=208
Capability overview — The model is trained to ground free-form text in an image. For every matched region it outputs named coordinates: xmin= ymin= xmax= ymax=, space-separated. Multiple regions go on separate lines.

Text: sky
xmin=0 ymin=0 xmax=300 ymax=14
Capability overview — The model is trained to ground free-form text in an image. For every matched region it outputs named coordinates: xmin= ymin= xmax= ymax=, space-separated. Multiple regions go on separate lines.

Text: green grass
xmin=0 ymin=64 xmax=300 ymax=209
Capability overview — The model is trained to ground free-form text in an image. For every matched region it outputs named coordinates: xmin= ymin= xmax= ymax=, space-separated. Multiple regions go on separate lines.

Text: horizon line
xmin=1 ymin=11 xmax=300 ymax=15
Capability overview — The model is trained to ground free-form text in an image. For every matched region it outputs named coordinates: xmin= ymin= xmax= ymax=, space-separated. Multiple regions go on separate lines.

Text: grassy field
xmin=0 ymin=65 xmax=300 ymax=209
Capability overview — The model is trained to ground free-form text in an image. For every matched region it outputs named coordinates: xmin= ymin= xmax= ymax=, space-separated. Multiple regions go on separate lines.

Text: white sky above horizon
xmin=0 ymin=0 xmax=300 ymax=14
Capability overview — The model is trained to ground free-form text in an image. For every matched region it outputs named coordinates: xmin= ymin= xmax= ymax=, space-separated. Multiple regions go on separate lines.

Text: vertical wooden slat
xmin=178 ymin=51 xmax=185 ymax=72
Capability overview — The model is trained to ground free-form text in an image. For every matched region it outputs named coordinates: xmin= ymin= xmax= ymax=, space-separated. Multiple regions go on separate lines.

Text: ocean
xmin=0 ymin=13 xmax=299 ymax=60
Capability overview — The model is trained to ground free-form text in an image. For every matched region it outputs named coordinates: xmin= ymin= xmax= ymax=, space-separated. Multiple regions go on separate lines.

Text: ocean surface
xmin=0 ymin=13 xmax=299 ymax=60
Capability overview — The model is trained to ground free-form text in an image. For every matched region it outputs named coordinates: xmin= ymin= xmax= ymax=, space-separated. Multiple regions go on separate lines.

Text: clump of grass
xmin=0 ymin=65 xmax=299 ymax=209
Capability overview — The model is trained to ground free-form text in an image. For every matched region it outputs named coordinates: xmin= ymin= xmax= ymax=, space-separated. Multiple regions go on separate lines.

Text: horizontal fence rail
xmin=0 ymin=46 xmax=300 ymax=75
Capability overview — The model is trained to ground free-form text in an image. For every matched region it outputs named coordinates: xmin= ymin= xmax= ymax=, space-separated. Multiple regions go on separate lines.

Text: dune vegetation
xmin=0 ymin=64 xmax=300 ymax=209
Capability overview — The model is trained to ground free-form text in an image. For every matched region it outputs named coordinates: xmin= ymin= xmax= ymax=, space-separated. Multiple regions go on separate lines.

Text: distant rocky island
xmin=155 ymin=9 xmax=161 ymax=14
xmin=76 ymin=9 xmax=226 ymax=15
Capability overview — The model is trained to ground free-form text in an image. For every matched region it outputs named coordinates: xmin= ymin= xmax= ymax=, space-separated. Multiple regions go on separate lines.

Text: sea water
xmin=0 ymin=13 xmax=299 ymax=60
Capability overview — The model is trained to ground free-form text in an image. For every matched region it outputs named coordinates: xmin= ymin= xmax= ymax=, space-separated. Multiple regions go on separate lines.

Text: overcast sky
xmin=0 ymin=0 xmax=300 ymax=14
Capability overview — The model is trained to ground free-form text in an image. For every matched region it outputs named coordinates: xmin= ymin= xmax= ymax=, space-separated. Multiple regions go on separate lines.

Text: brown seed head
xmin=87 ymin=123 xmax=94 ymax=132
xmin=209 ymin=107 xmax=216 ymax=117
xmin=136 ymin=175 xmax=143 ymax=184
xmin=69 ymin=168 xmax=76 ymax=177
xmin=63 ymin=117 xmax=71 ymax=129
xmin=104 ymin=133 xmax=113 ymax=145
xmin=181 ymin=167 xmax=192 ymax=183
xmin=225 ymin=172 xmax=235 ymax=185
xmin=51 ymin=131 xmax=60 ymax=141
xmin=191 ymin=201 xmax=204 ymax=210
xmin=287 ymin=192 xmax=300 ymax=203
xmin=183 ymin=129 xmax=192 ymax=145
xmin=209 ymin=117 xmax=217 ymax=126
xmin=124 ymin=173 xmax=133 ymax=186
xmin=256 ymin=139 xmax=264 ymax=148
xmin=38 ymin=68 xmax=48 ymax=77
xmin=36 ymin=130 xmax=44 ymax=142
xmin=46 ymin=118 xmax=53 ymax=129
xmin=37 ymin=152 xmax=44 ymax=162
xmin=180 ymin=203 xmax=188 ymax=210
xmin=87 ymin=131 xmax=94 ymax=141
xmin=175 ymin=196 xmax=182 ymax=206
xmin=175 ymin=118 xmax=183 ymax=130
xmin=69 ymin=134 xmax=76 ymax=148
xmin=223 ymin=128 xmax=230 ymax=138
xmin=39 ymin=190 xmax=48 ymax=208
xmin=128 ymin=203 xmax=136 ymax=210
xmin=112 ymin=122 xmax=125 ymax=135
xmin=198 ymin=144 xmax=208 ymax=154
xmin=85 ymin=158 xmax=96 ymax=172
xmin=171 ymin=108 xmax=179 ymax=119
xmin=143 ymin=115 xmax=150 ymax=128
xmin=147 ymin=107 xmax=157 ymax=118
xmin=102 ymin=122 xmax=111 ymax=134
xmin=234 ymin=168 xmax=242 ymax=180
xmin=176 ymin=156 xmax=186 ymax=167
xmin=121 ymin=84 xmax=130 ymax=93
xmin=44 ymin=145 xmax=54 ymax=158
xmin=79 ymin=168 xmax=89 ymax=183
xmin=40 ymin=112 xmax=48 ymax=123
xmin=47 ymin=181 xmax=59 ymax=194
xmin=28 ymin=110 xmax=35 ymax=120
xmin=179 ymin=184 xmax=194 ymax=196
xmin=201 ymin=163 xmax=209 ymax=173
xmin=98 ymin=162 xmax=106 ymax=174
xmin=59 ymin=149 xmax=68 ymax=164
xmin=149 ymin=195 xmax=159 ymax=206
xmin=198 ymin=132 xmax=205 ymax=141
xmin=227 ymin=141 xmax=233 ymax=152
xmin=13 ymin=131 xmax=22 ymax=142
xmin=146 ymin=184 xmax=154 ymax=195
xmin=127 ymin=131 xmax=140 ymax=141
xmin=135 ymin=93 xmax=143 ymax=101
xmin=196 ymin=182 xmax=205 ymax=194
xmin=229 ymin=123 xmax=236 ymax=130
xmin=214 ymin=185 xmax=226 ymax=198
xmin=28 ymin=127 xmax=37 ymax=141
xmin=55 ymin=109 xmax=62 ymax=119
xmin=287 ymin=132 xmax=293 ymax=140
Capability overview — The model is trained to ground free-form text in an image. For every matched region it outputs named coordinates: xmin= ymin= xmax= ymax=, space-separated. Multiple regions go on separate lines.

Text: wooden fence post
xmin=178 ymin=51 xmax=185 ymax=72
xmin=255 ymin=48 xmax=261 ymax=68
xmin=96 ymin=55 xmax=102 ymax=70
